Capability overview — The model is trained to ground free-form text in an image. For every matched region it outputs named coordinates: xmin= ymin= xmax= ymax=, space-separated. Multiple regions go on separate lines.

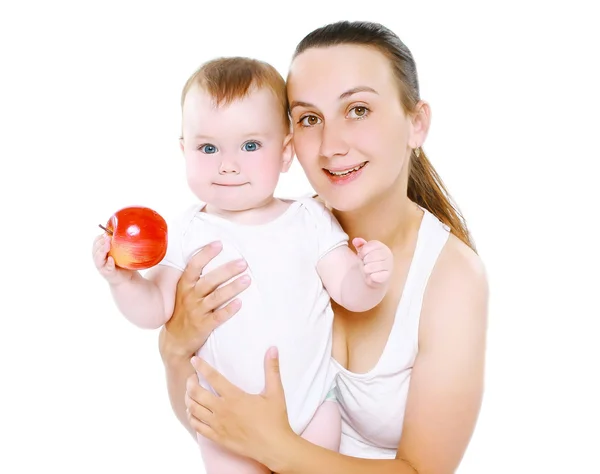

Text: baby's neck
xmin=203 ymin=197 xmax=291 ymax=225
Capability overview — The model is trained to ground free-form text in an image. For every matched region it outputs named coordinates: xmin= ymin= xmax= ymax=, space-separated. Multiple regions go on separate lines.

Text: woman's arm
xmin=157 ymin=241 xmax=251 ymax=438
xmin=274 ymin=440 xmax=418 ymax=474
xmin=186 ymin=237 xmax=488 ymax=474
xmin=188 ymin=351 xmax=418 ymax=474
xmin=395 ymin=238 xmax=488 ymax=473
xmin=159 ymin=338 xmax=197 ymax=439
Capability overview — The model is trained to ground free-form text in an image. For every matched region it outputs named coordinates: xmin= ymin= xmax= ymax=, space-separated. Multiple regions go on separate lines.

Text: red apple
xmin=99 ymin=206 xmax=168 ymax=270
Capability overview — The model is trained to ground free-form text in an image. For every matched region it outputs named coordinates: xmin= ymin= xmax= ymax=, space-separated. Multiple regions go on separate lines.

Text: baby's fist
xmin=353 ymin=238 xmax=393 ymax=287
xmin=92 ymin=233 xmax=134 ymax=286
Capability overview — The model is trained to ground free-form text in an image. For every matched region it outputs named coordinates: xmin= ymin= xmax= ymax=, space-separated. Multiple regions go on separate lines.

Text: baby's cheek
xmin=249 ymin=157 xmax=279 ymax=188
xmin=185 ymin=166 xmax=212 ymax=199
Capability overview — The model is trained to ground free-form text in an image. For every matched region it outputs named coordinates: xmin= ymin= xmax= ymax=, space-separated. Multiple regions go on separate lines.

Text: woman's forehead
xmin=287 ymin=45 xmax=394 ymax=98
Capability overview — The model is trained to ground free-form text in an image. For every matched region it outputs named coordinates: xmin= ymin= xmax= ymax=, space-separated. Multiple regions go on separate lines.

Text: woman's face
xmin=287 ymin=44 xmax=417 ymax=212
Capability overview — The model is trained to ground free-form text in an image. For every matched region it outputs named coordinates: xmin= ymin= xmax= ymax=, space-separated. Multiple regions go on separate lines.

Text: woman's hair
xmin=293 ymin=21 xmax=476 ymax=252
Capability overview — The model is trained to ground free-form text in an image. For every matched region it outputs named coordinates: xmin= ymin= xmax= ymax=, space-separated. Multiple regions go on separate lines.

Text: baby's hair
xmin=181 ymin=56 xmax=290 ymax=131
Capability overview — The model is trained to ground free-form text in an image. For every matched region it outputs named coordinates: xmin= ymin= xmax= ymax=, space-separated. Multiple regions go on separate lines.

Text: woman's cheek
xmin=294 ymin=131 xmax=322 ymax=174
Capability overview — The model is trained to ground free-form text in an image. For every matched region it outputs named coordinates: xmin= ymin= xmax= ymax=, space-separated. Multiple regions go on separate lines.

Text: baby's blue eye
xmin=242 ymin=141 xmax=261 ymax=152
xmin=199 ymin=144 xmax=218 ymax=154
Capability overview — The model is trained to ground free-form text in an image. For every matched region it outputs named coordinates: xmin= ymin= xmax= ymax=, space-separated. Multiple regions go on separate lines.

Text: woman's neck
xmin=332 ymin=183 xmax=422 ymax=251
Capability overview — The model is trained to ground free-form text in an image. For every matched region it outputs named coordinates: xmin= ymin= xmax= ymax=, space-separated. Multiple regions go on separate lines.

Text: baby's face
xmin=180 ymin=85 xmax=291 ymax=212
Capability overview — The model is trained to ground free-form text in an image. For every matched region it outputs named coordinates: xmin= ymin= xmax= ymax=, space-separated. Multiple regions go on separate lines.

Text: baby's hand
xmin=352 ymin=238 xmax=393 ymax=287
xmin=92 ymin=233 xmax=134 ymax=286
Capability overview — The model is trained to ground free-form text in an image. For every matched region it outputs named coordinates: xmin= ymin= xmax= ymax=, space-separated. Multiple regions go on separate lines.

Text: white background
xmin=1 ymin=1 xmax=598 ymax=472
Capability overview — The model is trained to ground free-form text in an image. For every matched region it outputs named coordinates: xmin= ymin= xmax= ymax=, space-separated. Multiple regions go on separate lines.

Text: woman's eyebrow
xmin=339 ymin=86 xmax=378 ymax=99
xmin=290 ymin=100 xmax=314 ymax=111
xmin=290 ymin=86 xmax=379 ymax=111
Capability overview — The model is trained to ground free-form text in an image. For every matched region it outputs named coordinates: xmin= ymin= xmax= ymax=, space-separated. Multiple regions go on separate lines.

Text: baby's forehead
xmin=183 ymin=96 xmax=275 ymax=121
xmin=182 ymin=86 xmax=286 ymax=133
xmin=182 ymin=111 xmax=279 ymax=141
xmin=185 ymin=83 xmax=277 ymax=107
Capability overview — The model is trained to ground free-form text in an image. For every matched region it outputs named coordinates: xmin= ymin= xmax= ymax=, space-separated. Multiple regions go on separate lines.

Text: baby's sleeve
xmin=306 ymin=198 xmax=349 ymax=261
xmin=159 ymin=204 xmax=198 ymax=272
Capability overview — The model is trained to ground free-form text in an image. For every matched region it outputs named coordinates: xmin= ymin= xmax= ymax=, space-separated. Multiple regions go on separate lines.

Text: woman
xmin=159 ymin=20 xmax=488 ymax=474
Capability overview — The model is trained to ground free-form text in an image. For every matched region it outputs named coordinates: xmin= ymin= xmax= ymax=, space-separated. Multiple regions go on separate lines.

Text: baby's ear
xmin=281 ymin=133 xmax=294 ymax=173
xmin=179 ymin=137 xmax=185 ymax=154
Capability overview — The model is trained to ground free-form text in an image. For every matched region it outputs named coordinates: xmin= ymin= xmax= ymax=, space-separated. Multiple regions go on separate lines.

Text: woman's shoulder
xmin=437 ymin=233 xmax=487 ymax=285
xmin=420 ymin=232 xmax=489 ymax=338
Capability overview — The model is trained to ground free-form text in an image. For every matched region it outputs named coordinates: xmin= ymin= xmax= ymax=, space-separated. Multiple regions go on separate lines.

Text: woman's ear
xmin=281 ymin=133 xmax=294 ymax=173
xmin=410 ymin=100 xmax=432 ymax=148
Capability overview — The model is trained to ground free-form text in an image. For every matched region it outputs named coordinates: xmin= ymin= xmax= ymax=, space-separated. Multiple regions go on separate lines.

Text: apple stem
xmin=98 ymin=224 xmax=113 ymax=236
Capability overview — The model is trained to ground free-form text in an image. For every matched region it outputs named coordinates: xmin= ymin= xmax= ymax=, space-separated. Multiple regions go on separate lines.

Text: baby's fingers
xmin=362 ymin=248 xmax=392 ymax=264
xmin=363 ymin=261 xmax=390 ymax=277
xmin=92 ymin=234 xmax=106 ymax=254
xmin=366 ymin=269 xmax=391 ymax=285
xmin=93 ymin=235 xmax=111 ymax=270
xmin=352 ymin=237 xmax=367 ymax=251
xmin=105 ymin=256 xmax=117 ymax=272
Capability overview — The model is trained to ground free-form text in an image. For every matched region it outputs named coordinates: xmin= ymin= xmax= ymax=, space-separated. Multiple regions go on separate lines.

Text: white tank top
xmin=330 ymin=208 xmax=450 ymax=459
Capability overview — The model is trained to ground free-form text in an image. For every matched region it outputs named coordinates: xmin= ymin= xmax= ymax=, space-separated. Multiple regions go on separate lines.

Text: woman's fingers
xmin=178 ymin=242 xmax=250 ymax=311
xmin=195 ymin=258 xmax=248 ymax=297
xmin=185 ymin=376 xmax=219 ymax=441
xmin=189 ymin=414 xmax=217 ymax=443
xmin=166 ymin=241 xmax=251 ymax=350
xmin=185 ymin=392 xmax=214 ymax=426
xmin=191 ymin=356 xmax=238 ymax=398
xmin=178 ymin=242 xmax=223 ymax=288
xmin=201 ymin=274 xmax=251 ymax=313
xmin=210 ymin=298 xmax=243 ymax=325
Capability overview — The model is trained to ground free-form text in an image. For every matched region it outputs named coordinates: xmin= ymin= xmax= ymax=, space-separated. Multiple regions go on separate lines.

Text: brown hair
xmin=180 ymin=56 xmax=290 ymax=132
xmin=293 ymin=21 xmax=476 ymax=252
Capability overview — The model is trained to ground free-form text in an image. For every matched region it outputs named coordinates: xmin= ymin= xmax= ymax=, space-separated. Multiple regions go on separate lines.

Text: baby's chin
xmin=190 ymin=189 xmax=247 ymax=211
xmin=204 ymin=200 xmax=255 ymax=213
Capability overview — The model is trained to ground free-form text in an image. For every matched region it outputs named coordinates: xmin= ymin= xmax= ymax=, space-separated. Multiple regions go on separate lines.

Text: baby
xmin=92 ymin=57 xmax=393 ymax=473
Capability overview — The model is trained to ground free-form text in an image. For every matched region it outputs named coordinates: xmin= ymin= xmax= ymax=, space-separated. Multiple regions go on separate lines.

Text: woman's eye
xmin=198 ymin=144 xmax=218 ymax=154
xmin=298 ymin=115 xmax=322 ymax=127
xmin=242 ymin=141 xmax=261 ymax=152
xmin=348 ymin=106 xmax=369 ymax=119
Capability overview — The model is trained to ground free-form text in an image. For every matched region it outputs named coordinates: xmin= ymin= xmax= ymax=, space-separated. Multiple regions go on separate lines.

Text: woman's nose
xmin=319 ymin=122 xmax=349 ymax=159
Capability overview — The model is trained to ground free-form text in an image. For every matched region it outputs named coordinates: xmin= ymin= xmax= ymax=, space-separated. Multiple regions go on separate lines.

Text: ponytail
xmin=408 ymin=149 xmax=477 ymax=253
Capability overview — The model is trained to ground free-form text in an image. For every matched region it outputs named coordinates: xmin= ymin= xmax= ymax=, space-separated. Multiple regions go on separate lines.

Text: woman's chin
xmin=319 ymin=191 xmax=367 ymax=213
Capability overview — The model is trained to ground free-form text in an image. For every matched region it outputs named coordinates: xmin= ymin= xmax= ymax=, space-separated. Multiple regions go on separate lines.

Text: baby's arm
xmin=317 ymin=238 xmax=393 ymax=313
xmin=93 ymin=232 xmax=182 ymax=329
xmin=110 ymin=265 xmax=182 ymax=329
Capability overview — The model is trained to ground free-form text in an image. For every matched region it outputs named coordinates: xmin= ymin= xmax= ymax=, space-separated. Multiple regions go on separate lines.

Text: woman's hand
xmin=159 ymin=241 xmax=251 ymax=364
xmin=186 ymin=347 xmax=296 ymax=469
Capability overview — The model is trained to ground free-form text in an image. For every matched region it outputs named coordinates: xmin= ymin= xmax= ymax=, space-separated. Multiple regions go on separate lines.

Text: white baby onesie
xmin=159 ymin=197 xmax=348 ymax=434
